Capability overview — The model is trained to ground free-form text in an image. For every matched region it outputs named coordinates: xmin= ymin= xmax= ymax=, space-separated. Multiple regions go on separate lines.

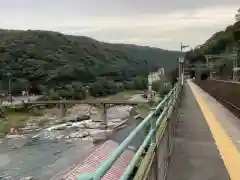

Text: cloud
xmin=0 ymin=0 xmax=239 ymax=50
xmin=54 ymin=6 xmax=237 ymax=49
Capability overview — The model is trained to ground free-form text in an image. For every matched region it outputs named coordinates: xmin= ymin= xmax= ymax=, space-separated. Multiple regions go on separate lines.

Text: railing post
xmin=60 ymin=98 xmax=67 ymax=117
xmin=167 ymin=116 xmax=172 ymax=161
xmin=164 ymin=92 xmax=173 ymax=177
xmin=150 ymin=107 xmax=158 ymax=180
xmin=103 ymin=103 xmax=107 ymax=131
xmin=75 ymin=84 xmax=180 ymax=180
xmin=150 ymin=107 xmax=157 ymax=146
xmin=179 ymin=57 xmax=184 ymax=86
xmin=172 ymin=85 xmax=179 ymax=137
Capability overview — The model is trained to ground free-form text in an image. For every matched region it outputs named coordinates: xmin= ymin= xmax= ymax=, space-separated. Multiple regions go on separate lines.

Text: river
xmin=0 ymin=92 xmax=149 ymax=180
xmin=0 ymin=113 xmax=147 ymax=180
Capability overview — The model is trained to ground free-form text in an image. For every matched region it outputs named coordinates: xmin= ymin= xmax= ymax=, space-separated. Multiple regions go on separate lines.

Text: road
xmin=12 ymin=96 xmax=42 ymax=102
xmin=1 ymin=96 xmax=42 ymax=106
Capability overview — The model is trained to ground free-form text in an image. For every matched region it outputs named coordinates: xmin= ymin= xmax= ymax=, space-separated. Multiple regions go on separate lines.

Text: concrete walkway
xmin=192 ymin=81 xmax=240 ymax=152
xmin=167 ymin=81 xmax=230 ymax=180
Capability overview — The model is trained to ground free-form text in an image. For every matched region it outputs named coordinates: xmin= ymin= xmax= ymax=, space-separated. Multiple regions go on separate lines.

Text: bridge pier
xmin=60 ymin=100 xmax=67 ymax=117
xmin=27 ymin=99 xmax=143 ymax=128
xmin=102 ymin=103 xmax=107 ymax=130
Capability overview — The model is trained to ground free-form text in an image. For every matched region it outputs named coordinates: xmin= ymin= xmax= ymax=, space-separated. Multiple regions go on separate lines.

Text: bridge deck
xmin=167 ymin=81 xmax=230 ymax=180
xmin=26 ymin=99 xmax=146 ymax=105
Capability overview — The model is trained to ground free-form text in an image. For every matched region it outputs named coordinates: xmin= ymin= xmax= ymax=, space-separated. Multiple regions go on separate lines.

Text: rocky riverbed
xmin=0 ymin=93 xmax=148 ymax=180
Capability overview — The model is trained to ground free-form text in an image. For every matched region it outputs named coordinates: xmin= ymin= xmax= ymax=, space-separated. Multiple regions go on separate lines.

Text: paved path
xmin=188 ymin=80 xmax=240 ymax=179
xmin=1 ymin=96 xmax=42 ymax=106
xmin=194 ymin=81 xmax=240 ymax=152
xmin=167 ymin=81 xmax=230 ymax=180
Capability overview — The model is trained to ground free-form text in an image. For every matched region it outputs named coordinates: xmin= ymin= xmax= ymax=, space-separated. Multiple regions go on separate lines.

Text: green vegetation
xmin=101 ymin=90 xmax=142 ymax=100
xmin=187 ymin=21 xmax=240 ymax=63
xmin=185 ymin=21 xmax=240 ymax=79
xmin=0 ymin=112 xmax=28 ymax=134
xmin=152 ymin=80 xmax=172 ymax=95
xmin=0 ymin=28 xmax=180 ymax=134
xmin=0 ymin=29 xmax=181 ymax=99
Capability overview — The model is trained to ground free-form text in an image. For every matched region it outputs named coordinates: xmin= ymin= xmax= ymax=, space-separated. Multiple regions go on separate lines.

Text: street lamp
xmin=178 ymin=57 xmax=185 ymax=85
xmin=181 ymin=42 xmax=189 ymax=52
xmin=147 ymin=73 xmax=153 ymax=101
xmin=179 ymin=42 xmax=189 ymax=85
xmin=6 ymin=72 xmax=12 ymax=103
xmin=85 ymin=86 xmax=90 ymax=99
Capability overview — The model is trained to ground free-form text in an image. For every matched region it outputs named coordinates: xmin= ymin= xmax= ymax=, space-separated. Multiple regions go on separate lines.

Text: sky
xmin=0 ymin=0 xmax=239 ymax=50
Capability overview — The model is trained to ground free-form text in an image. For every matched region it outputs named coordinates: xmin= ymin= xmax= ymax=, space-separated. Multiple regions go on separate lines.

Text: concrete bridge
xmin=26 ymin=99 xmax=148 ymax=130
xmin=26 ymin=99 xmax=145 ymax=106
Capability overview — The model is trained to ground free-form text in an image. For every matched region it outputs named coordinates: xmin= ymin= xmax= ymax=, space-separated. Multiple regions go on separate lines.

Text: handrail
xmin=77 ymin=83 xmax=182 ymax=180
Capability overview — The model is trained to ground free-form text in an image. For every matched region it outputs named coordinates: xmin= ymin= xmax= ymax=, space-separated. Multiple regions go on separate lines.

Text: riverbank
xmin=0 ymin=91 xmax=150 ymax=180
xmin=0 ymin=116 xmax=145 ymax=180
xmin=0 ymin=90 xmax=146 ymax=135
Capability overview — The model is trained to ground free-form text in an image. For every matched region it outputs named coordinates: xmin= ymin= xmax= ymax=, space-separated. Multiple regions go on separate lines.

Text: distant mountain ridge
xmin=0 ymin=29 xmax=181 ymax=97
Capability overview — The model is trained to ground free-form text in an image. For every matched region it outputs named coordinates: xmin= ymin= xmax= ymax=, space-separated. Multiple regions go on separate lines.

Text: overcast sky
xmin=0 ymin=0 xmax=239 ymax=50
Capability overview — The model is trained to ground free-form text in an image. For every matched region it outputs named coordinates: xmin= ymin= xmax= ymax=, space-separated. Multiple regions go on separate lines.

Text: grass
xmin=0 ymin=112 xmax=29 ymax=134
xmin=101 ymin=90 xmax=142 ymax=100
xmin=0 ymin=90 xmax=146 ymax=134
xmin=102 ymin=90 xmax=166 ymax=118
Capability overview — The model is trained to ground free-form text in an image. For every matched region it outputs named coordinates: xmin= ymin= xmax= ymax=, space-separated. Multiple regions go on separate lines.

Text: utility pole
xmin=6 ymin=72 xmax=12 ymax=103
xmin=204 ymin=55 xmax=212 ymax=78
xmin=147 ymin=73 xmax=153 ymax=102
xmin=179 ymin=58 xmax=184 ymax=85
xmin=179 ymin=42 xmax=189 ymax=85
xmin=85 ymin=86 xmax=90 ymax=99
xmin=232 ymin=48 xmax=238 ymax=81
xmin=181 ymin=42 xmax=189 ymax=52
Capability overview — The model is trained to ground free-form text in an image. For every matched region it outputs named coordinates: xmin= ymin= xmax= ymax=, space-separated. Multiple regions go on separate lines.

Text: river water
xmin=0 ymin=117 xmax=147 ymax=180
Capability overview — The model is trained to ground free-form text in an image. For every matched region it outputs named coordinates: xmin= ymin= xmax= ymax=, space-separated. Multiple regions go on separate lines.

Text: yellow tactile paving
xmin=188 ymin=81 xmax=240 ymax=180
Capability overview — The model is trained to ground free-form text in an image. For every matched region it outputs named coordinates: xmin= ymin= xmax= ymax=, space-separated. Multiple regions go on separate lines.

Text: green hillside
xmin=0 ymin=29 xmax=181 ymax=98
xmin=187 ymin=21 xmax=240 ymax=63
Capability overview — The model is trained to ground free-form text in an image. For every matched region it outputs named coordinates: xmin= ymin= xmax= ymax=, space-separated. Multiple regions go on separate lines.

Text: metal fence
xmin=134 ymin=84 xmax=182 ymax=180
xmin=77 ymin=83 xmax=183 ymax=180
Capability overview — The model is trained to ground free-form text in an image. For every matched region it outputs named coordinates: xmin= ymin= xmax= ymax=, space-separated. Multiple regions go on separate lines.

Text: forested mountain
xmin=187 ymin=21 xmax=240 ymax=63
xmin=0 ymin=29 xmax=181 ymax=98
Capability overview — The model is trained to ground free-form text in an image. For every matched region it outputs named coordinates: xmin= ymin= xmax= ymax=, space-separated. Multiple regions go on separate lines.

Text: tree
xmin=0 ymin=29 xmax=180 ymax=98
xmin=0 ymin=121 xmax=11 ymax=134
xmin=152 ymin=81 xmax=164 ymax=92
xmin=167 ymin=68 xmax=178 ymax=85
xmin=12 ymin=79 xmax=29 ymax=94
xmin=89 ymin=81 xmax=104 ymax=97
xmin=133 ymin=76 xmax=148 ymax=90
xmin=124 ymin=81 xmax=135 ymax=90
xmin=47 ymin=88 xmax=60 ymax=100
xmin=188 ymin=21 xmax=240 ymax=65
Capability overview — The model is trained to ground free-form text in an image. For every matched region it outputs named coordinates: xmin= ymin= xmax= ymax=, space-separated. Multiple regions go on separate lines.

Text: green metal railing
xmin=77 ymin=83 xmax=182 ymax=180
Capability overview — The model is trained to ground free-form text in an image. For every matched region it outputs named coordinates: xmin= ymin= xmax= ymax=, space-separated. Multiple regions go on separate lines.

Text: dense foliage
xmin=152 ymin=80 xmax=172 ymax=95
xmin=0 ymin=29 xmax=181 ymax=98
xmin=187 ymin=21 xmax=240 ymax=63
xmin=186 ymin=21 xmax=240 ymax=79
